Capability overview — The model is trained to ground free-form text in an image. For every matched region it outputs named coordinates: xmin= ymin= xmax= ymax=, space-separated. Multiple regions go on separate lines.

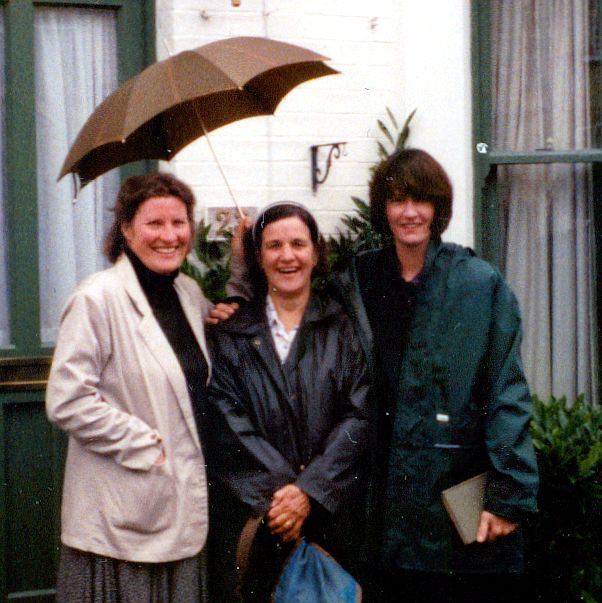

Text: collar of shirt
xmin=265 ymin=294 xmax=299 ymax=364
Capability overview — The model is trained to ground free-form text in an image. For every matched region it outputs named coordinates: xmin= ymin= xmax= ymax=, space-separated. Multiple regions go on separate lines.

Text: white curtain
xmin=0 ymin=10 xmax=9 ymax=347
xmin=493 ymin=0 xmax=597 ymax=404
xmin=35 ymin=7 xmax=118 ymax=345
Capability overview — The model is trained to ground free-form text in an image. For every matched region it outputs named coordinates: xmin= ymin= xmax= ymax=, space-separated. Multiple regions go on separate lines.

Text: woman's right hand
xmin=205 ymin=302 xmax=239 ymax=325
xmin=231 ymin=214 xmax=252 ymax=260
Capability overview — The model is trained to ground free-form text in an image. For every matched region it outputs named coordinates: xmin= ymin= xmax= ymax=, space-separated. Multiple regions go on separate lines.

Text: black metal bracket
xmin=310 ymin=142 xmax=347 ymax=193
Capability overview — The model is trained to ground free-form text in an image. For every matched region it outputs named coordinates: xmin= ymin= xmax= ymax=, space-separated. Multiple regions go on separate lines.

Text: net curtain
xmin=35 ymin=6 xmax=119 ymax=344
xmin=492 ymin=0 xmax=597 ymax=404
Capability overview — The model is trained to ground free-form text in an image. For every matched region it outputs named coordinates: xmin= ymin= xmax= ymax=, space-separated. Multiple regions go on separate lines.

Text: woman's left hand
xmin=267 ymin=484 xmax=310 ymax=542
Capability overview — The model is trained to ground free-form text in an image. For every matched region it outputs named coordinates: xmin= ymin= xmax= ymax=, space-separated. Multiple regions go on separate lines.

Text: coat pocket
xmin=108 ymin=463 xmax=175 ymax=534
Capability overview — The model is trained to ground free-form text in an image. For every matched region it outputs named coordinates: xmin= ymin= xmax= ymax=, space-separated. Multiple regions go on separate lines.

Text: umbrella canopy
xmin=59 ymin=36 xmax=338 ymax=184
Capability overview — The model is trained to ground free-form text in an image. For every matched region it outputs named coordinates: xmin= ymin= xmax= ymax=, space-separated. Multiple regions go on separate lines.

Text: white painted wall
xmin=156 ymin=0 xmax=473 ymax=245
xmin=397 ymin=0 xmax=474 ymax=246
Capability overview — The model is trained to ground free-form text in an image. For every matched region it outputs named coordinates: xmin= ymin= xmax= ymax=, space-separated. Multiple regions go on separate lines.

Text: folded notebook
xmin=441 ymin=472 xmax=488 ymax=544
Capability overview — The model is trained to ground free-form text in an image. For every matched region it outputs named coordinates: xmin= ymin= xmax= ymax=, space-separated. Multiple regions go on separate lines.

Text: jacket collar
xmin=217 ymin=292 xmax=343 ymax=337
xmin=391 ymin=239 xmax=473 ymax=283
xmin=420 ymin=239 xmax=441 ymax=279
xmin=115 ymin=254 xmax=154 ymax=317
xmin=384 ymin=238 xmax=441 ymax=285
xmin=114 ymin=253 xmax=200 ymax=320
xmin=329 ymin=258 xmax=374 ymax=372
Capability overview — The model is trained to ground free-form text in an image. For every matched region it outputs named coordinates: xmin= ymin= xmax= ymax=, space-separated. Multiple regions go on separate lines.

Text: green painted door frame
xmin=2 ymin=0 xmax=156 ymax=359
xmin=0 ymin=2 xmax=155 ymax=599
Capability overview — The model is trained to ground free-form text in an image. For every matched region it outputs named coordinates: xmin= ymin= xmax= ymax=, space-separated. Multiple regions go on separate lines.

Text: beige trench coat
xmin=46 ymin=255 xmax=212 ymax=563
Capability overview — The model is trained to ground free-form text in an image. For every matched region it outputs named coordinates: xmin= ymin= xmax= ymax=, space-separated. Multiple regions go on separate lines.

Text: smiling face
xmin=259 ymin=216 xmax=318 ymax=299
xmin=121 ymin=195 xmax=192 ymax=274
xmin=385 ymin=195 xmax=435 ymax=252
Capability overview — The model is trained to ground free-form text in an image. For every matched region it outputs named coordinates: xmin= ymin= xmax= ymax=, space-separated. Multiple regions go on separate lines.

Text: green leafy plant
xmin=181 ymin=220 xmax=232 ymax=302
xmin=527 ymin=394 xmax=602 ymax=602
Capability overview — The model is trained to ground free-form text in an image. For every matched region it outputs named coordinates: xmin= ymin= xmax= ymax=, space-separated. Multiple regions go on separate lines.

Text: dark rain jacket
xmin=205 ymin=294 xmax=371 ymax=599
xmin=330 ymin=241 xmax=539 ymax=574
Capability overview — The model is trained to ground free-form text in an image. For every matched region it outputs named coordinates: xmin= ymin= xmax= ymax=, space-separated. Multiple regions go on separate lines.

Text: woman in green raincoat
xmin=329 ymin=149 xmax=539 ymax=603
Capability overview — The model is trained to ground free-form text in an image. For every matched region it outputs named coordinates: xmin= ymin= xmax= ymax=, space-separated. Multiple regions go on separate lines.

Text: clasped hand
xmin=267 ymin=484 xmax=310 ymax=543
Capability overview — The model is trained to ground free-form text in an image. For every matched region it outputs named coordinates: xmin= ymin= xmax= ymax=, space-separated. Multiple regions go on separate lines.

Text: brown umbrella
xmin=58 ymin=36 xmax=338 ymax=186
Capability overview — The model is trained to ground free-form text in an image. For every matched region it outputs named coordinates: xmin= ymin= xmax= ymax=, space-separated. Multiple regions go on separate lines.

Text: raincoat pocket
xmin=108 ymin=463 xmax=175 ymax=534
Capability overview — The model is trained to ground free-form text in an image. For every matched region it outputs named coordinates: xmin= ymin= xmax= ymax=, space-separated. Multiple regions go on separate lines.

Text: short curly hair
xmin=369 ymin=148 xmax=453 ymax=240
xmin=103 ymin=172 xmax=196 ymax=263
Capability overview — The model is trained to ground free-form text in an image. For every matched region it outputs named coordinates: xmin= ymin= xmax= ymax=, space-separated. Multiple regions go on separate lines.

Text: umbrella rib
xmin=161 ymin=45 xmax=244 ymax=218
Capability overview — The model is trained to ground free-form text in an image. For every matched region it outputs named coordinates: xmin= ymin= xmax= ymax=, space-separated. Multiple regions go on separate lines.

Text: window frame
xmin=1 ymin=0 xmax=155 ymax=360
xmin=471 ymin=0 xmax=602 ymax=261
xmin=471 ymin=0 xmax=602 ymax=395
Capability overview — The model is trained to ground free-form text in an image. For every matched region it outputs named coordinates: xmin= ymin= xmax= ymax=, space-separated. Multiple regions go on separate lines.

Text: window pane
xmin=491 ymin=0 xmax=600 ymax=404
xmin=35 ymin=7 xmax=119 ymax=345
xmin=496 ymin=163 xmax=598 ymax=404
xmin=0 ymin=9 xmax=10 ymax=347
xmin=491 ymin=0 xmax=599 ymax=152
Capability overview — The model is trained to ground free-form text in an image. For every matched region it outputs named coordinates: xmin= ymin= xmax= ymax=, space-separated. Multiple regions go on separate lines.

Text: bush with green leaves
xmin=528 ymin=394 xmax=602 ymax=602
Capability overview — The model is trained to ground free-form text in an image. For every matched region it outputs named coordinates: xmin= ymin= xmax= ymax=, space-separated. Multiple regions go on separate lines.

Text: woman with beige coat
xmin=46 ymin=172 xmax=212 ymax=602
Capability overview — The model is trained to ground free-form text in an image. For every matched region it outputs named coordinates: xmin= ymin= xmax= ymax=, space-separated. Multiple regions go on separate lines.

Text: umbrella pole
xmin=196 ymin=112 xmax=246 ymax=220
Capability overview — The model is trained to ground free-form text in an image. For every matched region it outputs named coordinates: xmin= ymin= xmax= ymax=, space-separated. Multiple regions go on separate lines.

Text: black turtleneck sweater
xmin=125 ymin=248 xmax=208 ymax=434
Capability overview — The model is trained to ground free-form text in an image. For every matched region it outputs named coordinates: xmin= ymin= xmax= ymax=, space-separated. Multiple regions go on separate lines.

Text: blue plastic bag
xmin=273 ymin=539 xmax=362 ymax=603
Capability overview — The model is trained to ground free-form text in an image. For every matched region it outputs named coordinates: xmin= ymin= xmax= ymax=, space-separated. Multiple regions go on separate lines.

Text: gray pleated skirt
xmin=56 ymin=545 xmax=208 ymax=603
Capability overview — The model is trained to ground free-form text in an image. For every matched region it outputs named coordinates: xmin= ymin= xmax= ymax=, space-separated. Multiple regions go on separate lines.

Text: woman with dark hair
xmin=330 ymin=148 xmax=539 ymax=602
xmin=368 ymin=147 xmax=453 ymax=239
xmin=46 ymin=172 xmax=212 ymax=602
xmin=206 ymin=202 xmax=370 ymax=603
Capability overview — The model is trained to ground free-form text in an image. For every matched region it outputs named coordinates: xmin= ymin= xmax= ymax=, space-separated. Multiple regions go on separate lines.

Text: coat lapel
xmin=331 ymin=257 xmax=375 ymax=375
xmin=116 ymin=256 xmax=202 ymax=450
xmin=222 ymin=300 xmax=290 ymax=395
xmin=174 ymin=277 xmax=212 ymax=382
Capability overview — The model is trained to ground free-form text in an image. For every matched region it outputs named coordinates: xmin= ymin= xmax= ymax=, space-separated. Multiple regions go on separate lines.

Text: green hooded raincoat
xmin=330 ymin=241 xmax=539 ymax=574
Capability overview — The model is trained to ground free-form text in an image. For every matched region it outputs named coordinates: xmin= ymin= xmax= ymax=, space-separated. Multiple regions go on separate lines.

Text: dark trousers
xmin=363 ymin=569 xmax=533 ymax=603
